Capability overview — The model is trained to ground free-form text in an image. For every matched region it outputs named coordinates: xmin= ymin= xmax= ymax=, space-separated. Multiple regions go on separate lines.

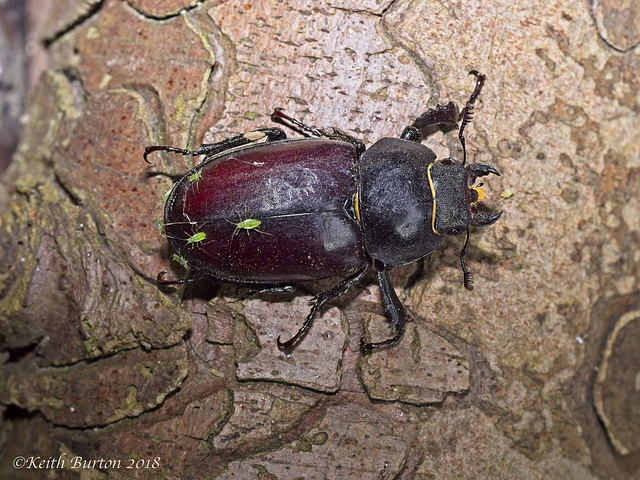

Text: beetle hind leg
xmin=156 ymin=270 xmax=212 ymax=286
xmin=360 ymin=263 xmax=408 ymax=352
xmin=277 ymin=265 xmax=369 ymax=353
xmin=192 ymin=127 xmax=288 ymax=157
xmin=144 ymin=128 xmax=286 ymax=163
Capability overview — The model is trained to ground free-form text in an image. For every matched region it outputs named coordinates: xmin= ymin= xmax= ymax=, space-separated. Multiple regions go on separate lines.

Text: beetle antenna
xmin=460 ymin=229 xmax=474 ymax=291
xmin=458 ymin=71 xmax=485 ymax=166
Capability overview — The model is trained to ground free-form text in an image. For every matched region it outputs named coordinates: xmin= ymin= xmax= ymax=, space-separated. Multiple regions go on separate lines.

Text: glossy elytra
xmin=145 ymin=71 xmax=502 ymax=353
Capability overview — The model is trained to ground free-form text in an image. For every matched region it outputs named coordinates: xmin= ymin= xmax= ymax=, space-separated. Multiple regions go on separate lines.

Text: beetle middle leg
xmin=360 ymin=261 xmax=407 ymax=352
xmin=271 ymin=108 xmax=365 ymax=154
xmin=277 ymin=264 xmax=370 ymax=353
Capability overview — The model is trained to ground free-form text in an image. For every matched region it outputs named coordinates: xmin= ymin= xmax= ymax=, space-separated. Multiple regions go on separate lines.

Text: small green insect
xmin=172 ymin=253 xmax=188 ymax=268
xmin=236 ymin=218 xmax=262 ymax=231
xmin=187 ymin=231 xmax=206 ymax=244
xmin=155 ymin=218 xmax=164 ymax=235
xmin=152 ymin=188 xmax=172 ymax=218
xmin=188 ymin=171 xmax=202 ymax=182
xmin=226 ymin=212 xmax=272 ymax=245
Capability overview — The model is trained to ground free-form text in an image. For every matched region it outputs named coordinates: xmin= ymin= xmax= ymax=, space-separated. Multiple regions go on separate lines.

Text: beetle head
xmin=431 ymin=159 xmax=502 ymax=291
xmin=428 ymin=158 xmax=501 ymax=236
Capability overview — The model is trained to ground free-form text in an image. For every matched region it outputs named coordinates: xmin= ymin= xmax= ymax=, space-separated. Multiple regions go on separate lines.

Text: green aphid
xmin=230 ymin=216 xmax=271 ymax=243
xmin=155 ymin=218 xmax=164 ymax=235
xmin=153 ymin=189 xmax=172 ymax=213
xmin=236 ymin=218 xmax=262 ymax=231
xmin=172 ymin=253 xmax=188 ymax=268
xmin=189 ymin=171 xmax=202 ymax=182
xmin=187 ymin=231 xmax=206 ymax=244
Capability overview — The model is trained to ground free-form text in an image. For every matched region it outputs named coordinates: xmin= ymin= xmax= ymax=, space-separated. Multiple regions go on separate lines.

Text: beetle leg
xmin=458 ymin=71 xmax=486 ymax=166
xmin=144 ymin=128 xmax=286 ymax=163
xmin=188 ymin=128 xmax=288 ymax=157
xmin=360 ymin=262 xmax=408 ymax=352
xmin=144 ymin=145 xmax=196 ymax=163
xmin=277 ymin=264 xmax=370 ymax=353
xmin=400 ymin=101 xmax=460 ymax=142
xmin=271 ymin=108 xmax=325 ymax=136
xmin=156 ymin=270 xmax=212 ymax=286
xmin=271 ymin=108 xmax=365 ymax=154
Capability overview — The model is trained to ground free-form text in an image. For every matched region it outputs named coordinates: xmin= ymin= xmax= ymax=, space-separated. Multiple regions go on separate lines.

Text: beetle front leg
xmin=400 ymin=102 xmax=460 ymax=142
xmin=144 ymin=127 xmax=287 ymax=163
xmin=360 ymin=262 xmax=407 ymax=352
xmin=277 ymin=264 xmax=370 ymax=353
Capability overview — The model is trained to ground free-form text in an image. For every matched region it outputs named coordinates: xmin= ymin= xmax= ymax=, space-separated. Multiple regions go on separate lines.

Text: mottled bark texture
xmin=0 ymin=0 xmax=639 ymax=479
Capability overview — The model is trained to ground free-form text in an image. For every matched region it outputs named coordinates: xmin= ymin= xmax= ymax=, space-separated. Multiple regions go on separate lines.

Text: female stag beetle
xmin=145 ymin=71 xmax=502 ymax=353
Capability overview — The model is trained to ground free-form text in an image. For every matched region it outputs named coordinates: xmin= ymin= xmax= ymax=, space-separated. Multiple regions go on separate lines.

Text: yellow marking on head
xmin=472 ymin=184 xmax=486 ymax=203
xmin=426 ymin=163 xmax=440 ymax=235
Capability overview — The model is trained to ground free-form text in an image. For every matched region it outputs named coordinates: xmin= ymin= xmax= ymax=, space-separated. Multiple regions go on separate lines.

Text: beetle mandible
xmin=145 ymin=71 xmax=502 ymax=353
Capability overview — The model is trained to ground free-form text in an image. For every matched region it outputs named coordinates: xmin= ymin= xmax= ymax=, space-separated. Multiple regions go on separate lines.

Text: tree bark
xmin=1 ymin=0 xmax=639 ymax=478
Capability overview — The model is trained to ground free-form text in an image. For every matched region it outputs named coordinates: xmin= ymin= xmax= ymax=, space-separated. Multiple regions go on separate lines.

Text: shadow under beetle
xmin=145 ymin=71 xmax=502 ymax=353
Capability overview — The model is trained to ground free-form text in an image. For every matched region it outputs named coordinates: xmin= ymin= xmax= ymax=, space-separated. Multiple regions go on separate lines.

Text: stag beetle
xmin=145 ymin=71 xmax=502 ymax=353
